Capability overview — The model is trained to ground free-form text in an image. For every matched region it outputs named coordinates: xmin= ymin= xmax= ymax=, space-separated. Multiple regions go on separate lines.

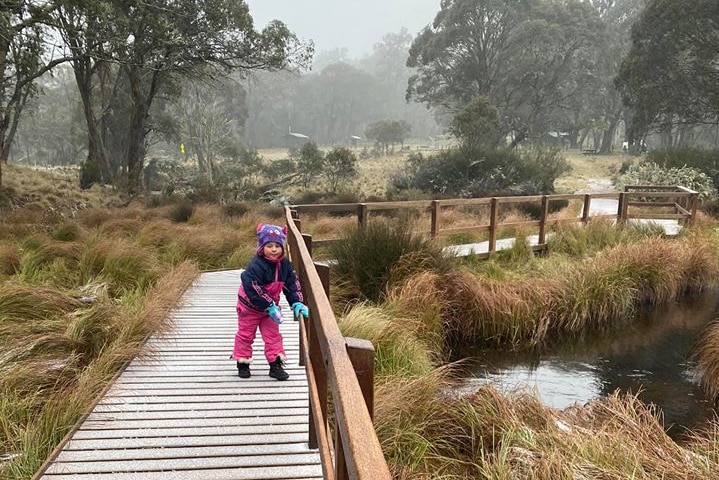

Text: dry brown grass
xmin=696 ymin=322 xmax=719 ymax=403
xmin=375 ymin=369 xmax=719 ymax=479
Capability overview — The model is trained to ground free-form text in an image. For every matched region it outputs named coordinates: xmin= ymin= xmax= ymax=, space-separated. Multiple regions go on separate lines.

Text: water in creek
xmin=465 ymin=290 xmax=719 ymax=438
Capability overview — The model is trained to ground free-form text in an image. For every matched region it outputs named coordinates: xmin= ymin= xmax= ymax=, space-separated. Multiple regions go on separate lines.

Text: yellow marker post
xmin=180 ymin=143 xmax=185 ymax=154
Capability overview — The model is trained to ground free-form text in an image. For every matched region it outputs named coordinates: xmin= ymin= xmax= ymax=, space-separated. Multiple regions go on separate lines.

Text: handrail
xmin=284 ymin=208 xmax=392 ymax=480
xmin=290 ymin=186 xmax=698 ymax=251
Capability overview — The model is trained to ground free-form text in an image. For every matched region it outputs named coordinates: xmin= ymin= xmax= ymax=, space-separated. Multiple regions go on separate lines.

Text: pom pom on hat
xmin=256 ymin=223 xmax=287 ymax=254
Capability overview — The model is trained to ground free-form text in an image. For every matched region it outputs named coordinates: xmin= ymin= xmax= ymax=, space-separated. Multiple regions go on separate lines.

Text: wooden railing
xmin=284 ymin=207 xmax=392 ymax=480
xmin=620 ymin=185 xmax=698 ymax=225
xmin=290 ymin=186 xmax=698 ymax=256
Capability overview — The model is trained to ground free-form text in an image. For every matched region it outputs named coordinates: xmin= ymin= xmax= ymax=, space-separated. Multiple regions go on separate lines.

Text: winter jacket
xmin=238 ymin=254 xmax=303 ymax=312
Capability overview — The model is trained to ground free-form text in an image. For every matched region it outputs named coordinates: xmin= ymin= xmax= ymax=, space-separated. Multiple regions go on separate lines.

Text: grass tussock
xmin=380 ymin=233 xmax=719 ymax=351
xmin=696 ymin=321 xmax=719 ymax=403
xmin=547 ymin=217 xmax=663 ymax=256
xmin=0 ymin=243 xmax=21 ymax=275
xmin=338 ymin=302 xmax=439 ymax=378
xmin=328 ymin=220 xmax=451 ymax=302
xmin=376 ymin=381 xmax=719 ymax=479
xmin=1 ymin=261 xmax=197 ymax=477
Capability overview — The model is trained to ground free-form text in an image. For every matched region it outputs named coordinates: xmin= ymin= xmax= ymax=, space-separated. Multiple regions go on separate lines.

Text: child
xmin=232 ymin=223 xmax=309 ymax=381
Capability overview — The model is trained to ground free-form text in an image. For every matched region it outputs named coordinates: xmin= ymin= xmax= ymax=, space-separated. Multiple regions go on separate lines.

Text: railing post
xmin=430 ymin=200 xmax=440 ymax=238
xmin=582 ymin=194 xmax=591 ymax=224
xmin=689 ymin=192 xmax=698 ymax=226
xmin=302 ymin=233 xmax=313 ymax=257
xmin=618 ymin=192 xmax=627 ymax=224
xmin=358 ymin=203 xmax=368 ymax=229
xmin=488 ymin=197 xmax=498 ymax=252
xmin=336 ymin=338 xmax=375 ymax=480
xmin=296 ymin=233 xmax=313 ymax=369
xmin=291 ymin=210 xmax=301 ymax=235
xmin=538 ymin=195 xmax=549 ymax=246
xmin=316 ymin=262 xmax=330 ymax=298
xmin=307 ymin=262 xmax=330 ymax=449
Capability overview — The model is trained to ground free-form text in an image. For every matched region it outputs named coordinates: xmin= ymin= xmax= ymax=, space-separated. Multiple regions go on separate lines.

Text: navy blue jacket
xmin=239 ymin=255 xmax=303 ymax=312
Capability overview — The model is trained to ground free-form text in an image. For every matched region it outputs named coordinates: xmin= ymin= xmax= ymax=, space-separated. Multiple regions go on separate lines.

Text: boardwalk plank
xmin=55 ymin=443 xmax=314 ymax=461
xmin=83 ymin=407 xmax=309 ymax=421
xmin=72 ymin=422 xmax=309 ymax=439
xmin=46 ymin=453 xmax=321 ymax=474
xmin=41 ymin=464 xmax=323 ymax=480
xmin=81 ymin=415 xmax=307 ymax=430
xmin=64 ymin=432 xmax=310 ymax=450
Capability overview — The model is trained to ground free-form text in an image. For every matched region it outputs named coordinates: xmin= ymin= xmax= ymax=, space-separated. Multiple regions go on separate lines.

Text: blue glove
xmin=292 ymin=302 xmax=309 ymax=318
xmin=265 ymin=303 xmax=283 ymax=324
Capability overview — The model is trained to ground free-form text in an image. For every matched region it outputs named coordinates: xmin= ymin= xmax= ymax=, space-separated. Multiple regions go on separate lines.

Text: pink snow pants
xmin=232 ymin=305 xmax=286 ymax=363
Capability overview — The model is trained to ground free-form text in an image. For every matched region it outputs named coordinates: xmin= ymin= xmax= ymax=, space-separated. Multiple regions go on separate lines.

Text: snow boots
xmin=269 ymin=356 xmax=289 ymax=381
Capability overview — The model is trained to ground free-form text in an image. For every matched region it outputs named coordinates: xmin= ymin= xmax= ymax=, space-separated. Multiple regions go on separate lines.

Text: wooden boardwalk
xmin=444 ymin=198 xmax=681 ymax=257
xmin=37 ymin=270 xmax=322 ymax=480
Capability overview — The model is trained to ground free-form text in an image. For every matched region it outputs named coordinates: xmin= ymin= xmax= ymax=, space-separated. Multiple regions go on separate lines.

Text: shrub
xmin=328 ymin=220 xmax=449 ymax=302
xmin=50 ymin=221 xmax=84 ymax=242
xmin=167 ymin=200 xmax=194 ymax=223
xmin=222 ymin=201 xmax=251 ymax=218
xmin=323 ymin=147 xmax=358 ymax=193
xmin=616 ymin=162 xmax=717 ymax=198
xmin=397 ymin=145 xmax=569 ymax=198
xmin=648 ymin=147 xmax=719 ymax=189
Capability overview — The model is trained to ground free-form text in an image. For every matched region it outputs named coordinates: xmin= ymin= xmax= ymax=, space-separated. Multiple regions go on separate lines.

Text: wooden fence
xmin=289 ymin=186 xmax=698 ymax=256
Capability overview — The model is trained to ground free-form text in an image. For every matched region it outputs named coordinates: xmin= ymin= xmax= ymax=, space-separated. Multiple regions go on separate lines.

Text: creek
xmin=466 ymin=290 xmax=719 ymax=438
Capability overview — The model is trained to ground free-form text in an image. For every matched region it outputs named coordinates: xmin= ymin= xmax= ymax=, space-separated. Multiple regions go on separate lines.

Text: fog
xmin=244 ymin=0 xmax=442 ymax=58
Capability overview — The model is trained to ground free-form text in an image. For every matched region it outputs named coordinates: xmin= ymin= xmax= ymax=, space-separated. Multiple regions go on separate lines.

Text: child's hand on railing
xmin=292 ymin=302 xmax=309 ymax=319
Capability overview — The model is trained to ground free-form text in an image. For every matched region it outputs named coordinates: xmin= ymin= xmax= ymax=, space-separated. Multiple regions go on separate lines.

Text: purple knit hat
xmin=256 ymin=223 xmax=287 ymax=255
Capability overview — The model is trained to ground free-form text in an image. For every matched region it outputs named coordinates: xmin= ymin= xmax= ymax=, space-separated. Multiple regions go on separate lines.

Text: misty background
xmin=245 ymin=0 xmax=442 ymax=58
xmin=4 ymin=0 xmax=718 ymax=200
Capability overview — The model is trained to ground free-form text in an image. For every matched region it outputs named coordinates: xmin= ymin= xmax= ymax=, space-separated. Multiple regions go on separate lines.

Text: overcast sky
xmin=244 ymin=0 xmax=442 ymax=58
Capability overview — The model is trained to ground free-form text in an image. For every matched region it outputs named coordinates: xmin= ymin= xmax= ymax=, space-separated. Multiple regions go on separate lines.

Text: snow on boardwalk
xmin=37 ymin=270 xmax=322 ymax=480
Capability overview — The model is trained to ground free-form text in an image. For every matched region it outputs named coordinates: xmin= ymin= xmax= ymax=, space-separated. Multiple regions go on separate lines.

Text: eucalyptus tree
xmin=0 ymin=0 xmax=70 ymax=187
xmin=13 ymin=64 xmax=85 ymax=166
xmin=407 ymin=0 xmax=604 ymax=147
xmin=582 ymin=0 xmax=646 ymax=153
xmin=407 ymin=0 xmax=528 ymax=112
xmin=616 ymin=0 xmax=719 ymax=147
xmin=293 ymin=62 xmax=380 ymax=144
xmin=55 ymin=0 xmax=312 ymax=193
xmin=364 ymin=119 xmax=411 ymax=155
xmin=163 ymin=77 xmax=248 ymax=186
xmin=242 ymin=69 xmax=298 ymax=148
xmin=361 ymin=29 xmax=440 ymax=138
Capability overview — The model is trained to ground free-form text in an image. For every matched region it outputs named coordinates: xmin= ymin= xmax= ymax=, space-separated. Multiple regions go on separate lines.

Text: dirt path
xmin=574 ymin=178 xmax=615 ymax=194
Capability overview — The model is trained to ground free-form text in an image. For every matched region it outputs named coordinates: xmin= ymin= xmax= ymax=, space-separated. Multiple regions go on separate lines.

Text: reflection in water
xmin=467 ymin=290 xmax=719 ymax=437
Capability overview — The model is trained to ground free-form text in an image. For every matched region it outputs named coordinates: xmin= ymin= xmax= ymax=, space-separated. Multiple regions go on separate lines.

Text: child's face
xmin=262 ymin=241 xmax=283 ymax=259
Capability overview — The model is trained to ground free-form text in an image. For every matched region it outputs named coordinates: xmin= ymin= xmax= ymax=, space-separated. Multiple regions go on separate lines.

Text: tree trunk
xmin=74 ymin=61 xmax=113 ymax=185
xmin=509 ymin=129 xmax=527 ymax=148
xmin=0 ymin=131 xmax=6 ymax=187
xmin=126 ymin=105 xmax=147 ymax=195
xmin=578 ymin=128 xmax=589 ymax=150
xmin=568 ymin=128 xmax=579 ymax=149
xmin=600 ymin=118 xmax=619 ymax=154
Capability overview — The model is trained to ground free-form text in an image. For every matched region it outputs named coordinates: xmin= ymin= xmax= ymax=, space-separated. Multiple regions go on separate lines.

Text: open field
xmin=260 ymin=146 xmax=630 ymax=198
